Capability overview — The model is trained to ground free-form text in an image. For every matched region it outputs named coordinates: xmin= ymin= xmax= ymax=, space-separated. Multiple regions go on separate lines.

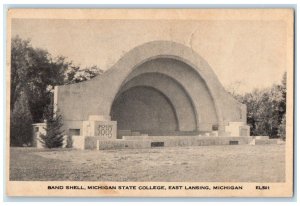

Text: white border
xmin=0 ymin=0 xmax=298 ymax=205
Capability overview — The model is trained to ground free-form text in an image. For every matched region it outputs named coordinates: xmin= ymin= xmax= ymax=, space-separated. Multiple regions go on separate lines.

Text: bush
xmin=39 ymin=101 xmax=65 ymax=148
xmin=39 ymin=114 xmax=64 ymax=148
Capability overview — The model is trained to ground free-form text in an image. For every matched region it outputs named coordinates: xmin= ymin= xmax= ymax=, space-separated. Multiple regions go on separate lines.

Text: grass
xmin=9 ymin=144 xmax=285 ymax=182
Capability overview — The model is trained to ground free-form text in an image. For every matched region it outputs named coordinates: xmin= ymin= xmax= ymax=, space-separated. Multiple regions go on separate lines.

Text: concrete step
xmin=94 ymin=136 xmax=254 ymax=150
xmin=253 ymin=139 xmax=279 ymax=145
xmin=254 ymin=136 xmax=270 ymax=140
xmin=75 ymin=135 xmax=284 ymax=150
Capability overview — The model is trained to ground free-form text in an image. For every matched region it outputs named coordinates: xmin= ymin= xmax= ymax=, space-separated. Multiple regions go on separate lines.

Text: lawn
xmin=9 ymin=144 xmax=285 ymax=182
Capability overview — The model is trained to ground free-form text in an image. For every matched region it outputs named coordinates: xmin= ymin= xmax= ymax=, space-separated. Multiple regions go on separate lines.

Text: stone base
xmin=71 ymin=135 xmax=282 ymax=150
xmin=82 ymin=118 xmax=117 ymax=139
xmin=32 ymin=123 xmax=47 ymax=148
xmin=225 ymin=122 xmax=250 ymax=136
xmin=250 ymin=138 xmax=280 ymax=145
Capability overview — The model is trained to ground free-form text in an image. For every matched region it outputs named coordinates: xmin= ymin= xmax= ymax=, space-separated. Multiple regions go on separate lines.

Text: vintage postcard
xmin=6 ymin=8 xmax=294 ymax=197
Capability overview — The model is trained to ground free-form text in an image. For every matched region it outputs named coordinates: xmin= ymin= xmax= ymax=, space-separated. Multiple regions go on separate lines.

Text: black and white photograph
xmin=6 ymin=8 xmax=294 ymax=197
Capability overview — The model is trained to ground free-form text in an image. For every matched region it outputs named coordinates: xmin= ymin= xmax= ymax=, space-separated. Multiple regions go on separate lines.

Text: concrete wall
xmin=61 ymin=120 xmax=83 ymax=136
xmin=55 ymin=41 xmax=246 ymax=134
xmin=32 ymin=123 xmax=47 ymax=148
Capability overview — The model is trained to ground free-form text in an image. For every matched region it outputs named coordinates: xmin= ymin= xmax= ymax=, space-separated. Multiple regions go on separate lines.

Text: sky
xmin=11 ymin=18 xmax=288 ymax=94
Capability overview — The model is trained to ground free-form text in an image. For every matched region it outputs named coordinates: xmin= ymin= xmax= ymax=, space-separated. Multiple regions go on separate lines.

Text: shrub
xmin=39 ymin=101 xmax=65 ymax=148
xmin=39 ymin=114 xmax=64 ymax=148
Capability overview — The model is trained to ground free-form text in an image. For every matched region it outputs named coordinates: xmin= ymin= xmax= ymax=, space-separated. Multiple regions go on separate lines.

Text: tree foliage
xmin=10 ymin=90 xmax=33 ymax=146
xmin=11 ymin=36 xmax=65 ymax=123
xmin=10 ymin=36 xmax=103 ymax=146
xmin=231 ymin=72 xmax=287 ymax=139
xmin=39 ymin=102 xmax=65 ymax=148
xmin=65 ymin=64 xmax=103 ymax=84
xmin=278 ymin=114 xmax=286 ymax=140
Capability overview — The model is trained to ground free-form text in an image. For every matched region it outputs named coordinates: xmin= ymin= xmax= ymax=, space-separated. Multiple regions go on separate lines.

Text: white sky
xmin=11 ymin=18 xmax=287 ymax=94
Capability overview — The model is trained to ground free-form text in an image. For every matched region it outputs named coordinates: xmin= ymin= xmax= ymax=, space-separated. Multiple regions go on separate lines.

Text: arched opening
xmin=111 ymin=86 xmax=179 ymax=135
xmin=109 ymin=57 xmax=207 ymax=136
xmin=109 ymin=57 xmax=220 ymax=135
xmin=56 ymin=41 xmax=246 ymax=140
xmin=113 ymin=72 xmax=198 ymax=132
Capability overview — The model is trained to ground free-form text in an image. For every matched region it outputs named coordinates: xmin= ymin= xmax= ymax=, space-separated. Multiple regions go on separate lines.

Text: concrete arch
xmin=104 ymin=42 xmax=223 ymax=124
xmin=55 ymin=40 xmax=246 ymax=134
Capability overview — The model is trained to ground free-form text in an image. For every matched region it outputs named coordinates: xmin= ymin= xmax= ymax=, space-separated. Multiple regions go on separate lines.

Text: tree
xmin=39 ymin=102 xmax=65 ymax=148
xmin=10 ymin=36 xmax=103 ymax=146
xmin=64 ymin=65 xmax=103 ymax=84
xmin=11 ymin=36 xmax=67 ymax=123
xmin=278 ymin=114 xmax=286 ymax=140
xmin=10 ymin=36 xmax=67 ymax=146
xmin=10 ymin=37 xmax=30 ymax=112
xmin=39 ymin=115 xmax=65 ymax=148
xmin=278 ymin=72 xmax=287 ymax=139
xmin=239 ymin=86 xmax=283 ymax=137
xmin=279 ymin=72 xmax=287 ymax=112
xmin=229 ymin=72 xmax=287 ymax=138
xmin=10 ymin=90 xmax=33 ymax=146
